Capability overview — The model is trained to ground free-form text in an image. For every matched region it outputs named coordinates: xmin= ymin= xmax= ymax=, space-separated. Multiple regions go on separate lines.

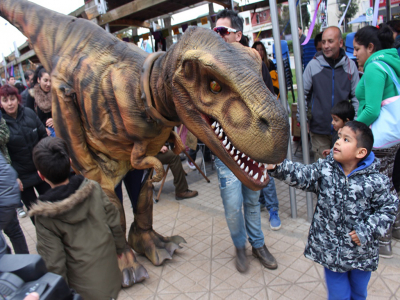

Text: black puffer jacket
xmin=3 ymin=106 xmax=47 ymax=188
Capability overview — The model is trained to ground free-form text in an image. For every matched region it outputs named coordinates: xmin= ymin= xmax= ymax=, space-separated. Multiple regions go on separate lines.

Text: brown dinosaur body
xmin=0 ymin=0 xmax=289 ymax=287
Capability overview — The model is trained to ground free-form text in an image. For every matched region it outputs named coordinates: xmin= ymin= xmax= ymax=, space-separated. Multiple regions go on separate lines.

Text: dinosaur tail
xmin=0 ymin=0 xmax=79 ymax=71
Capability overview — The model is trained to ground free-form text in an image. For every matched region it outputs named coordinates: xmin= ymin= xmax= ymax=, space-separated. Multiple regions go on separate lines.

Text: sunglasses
xmin=213 ymin=26 xmax=238 ymax=37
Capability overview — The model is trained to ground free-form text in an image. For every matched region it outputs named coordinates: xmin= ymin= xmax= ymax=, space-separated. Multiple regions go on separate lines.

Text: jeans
xmin=215 ymin=158 xmax=264 ymax=249
xmin=324 ymin=268 xmax=371 ymax=300
xmin=0 ymin=208 xmax=29 ymax=254
xmin=259 ymin=177 xmax=279 ymax=211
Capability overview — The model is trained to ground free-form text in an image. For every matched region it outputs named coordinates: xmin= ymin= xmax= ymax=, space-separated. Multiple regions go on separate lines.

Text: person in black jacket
xmin=0 ymin=85 xmax=50 ymax=224
xmin=26 ymin=66 xmax=54 ymax=137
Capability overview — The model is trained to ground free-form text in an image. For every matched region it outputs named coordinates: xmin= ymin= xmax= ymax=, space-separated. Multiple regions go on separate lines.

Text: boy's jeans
xmin=324 ymin=267 xmax=371 ymax=300
xmin=259 ymin=177 xmax=279 ymax=211
xmin=215 ymin=158 xmax=264 ymax=249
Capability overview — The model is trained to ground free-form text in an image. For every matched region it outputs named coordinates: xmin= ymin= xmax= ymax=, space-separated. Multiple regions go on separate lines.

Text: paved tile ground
xmin=8 ymin=146 xmax=400 ymax=300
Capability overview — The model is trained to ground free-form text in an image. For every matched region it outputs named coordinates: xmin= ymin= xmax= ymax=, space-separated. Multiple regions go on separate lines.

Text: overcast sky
xmin=1 ymin=0 xmax=260 ymax=58
xmin=0 ymin=0 xmax=84 ymax=57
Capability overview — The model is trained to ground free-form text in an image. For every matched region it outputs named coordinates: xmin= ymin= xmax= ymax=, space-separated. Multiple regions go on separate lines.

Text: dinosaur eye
xmin=210 ymin=81 xmax=222 ymax=94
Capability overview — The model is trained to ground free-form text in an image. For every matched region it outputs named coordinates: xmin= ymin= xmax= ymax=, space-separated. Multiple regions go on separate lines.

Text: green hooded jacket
xmin=29 ymin=177 xmax=125 ymax=300
xmin=356 ymin=48 xmax=400 ymax=126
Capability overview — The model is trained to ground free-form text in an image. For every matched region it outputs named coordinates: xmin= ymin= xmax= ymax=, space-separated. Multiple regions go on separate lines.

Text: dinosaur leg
xmin=128 ymin=170 xmax=186 ymax=265
xmin=51 ymin=76 xmax=147 ymax=286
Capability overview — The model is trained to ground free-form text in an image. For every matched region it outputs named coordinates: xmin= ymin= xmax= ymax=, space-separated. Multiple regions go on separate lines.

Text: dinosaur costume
xmin=0 ymin=0 xmax=289 ymax=287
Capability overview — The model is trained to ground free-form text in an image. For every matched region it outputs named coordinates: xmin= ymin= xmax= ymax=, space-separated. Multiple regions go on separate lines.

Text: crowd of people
xmin=1 ymin=8 xmax=400 ymax=300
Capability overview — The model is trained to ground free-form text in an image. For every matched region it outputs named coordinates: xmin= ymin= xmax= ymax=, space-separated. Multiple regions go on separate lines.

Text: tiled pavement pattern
xmin=10 ymin=149 xmax=400 ymax=300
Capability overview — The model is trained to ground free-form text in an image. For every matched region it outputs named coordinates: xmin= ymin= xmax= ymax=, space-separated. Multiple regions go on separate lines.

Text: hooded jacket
xmin=356 ymin=48 xmax=400 ymax=126
xmin=270 ymin=152 xmax=399 ymax=272
xmin=301 ymin=49 xmax=359 ymax=135
xmin=29 ymin=176 xmax=125 ymax=300
xmin=2 ymin=106 xmax=47 ymax=188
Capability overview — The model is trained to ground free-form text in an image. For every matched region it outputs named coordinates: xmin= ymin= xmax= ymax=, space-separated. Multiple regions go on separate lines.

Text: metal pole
xmin=14 ymin=41 xmax=27 ymax=86
xmin=288 ymin=0 xmax=314 ymax=222
xmin=270 ymin=0 xmax=297 ymax=218
xmin=231 ymin=0 xmax=234 ymax=10
xmin=386 ymin=0 xmax=391 ymax=21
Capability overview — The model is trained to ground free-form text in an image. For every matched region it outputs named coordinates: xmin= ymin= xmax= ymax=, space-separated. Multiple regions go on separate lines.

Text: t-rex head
xmin=168 ymin=27 xmax=289 ymax=190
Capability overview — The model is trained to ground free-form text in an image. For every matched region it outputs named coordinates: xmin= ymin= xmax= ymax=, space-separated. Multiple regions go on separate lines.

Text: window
xmin=256 ymin=14 xmax=260 ymax=24
xmin=245 ymin=17 xmax=250 ymax=25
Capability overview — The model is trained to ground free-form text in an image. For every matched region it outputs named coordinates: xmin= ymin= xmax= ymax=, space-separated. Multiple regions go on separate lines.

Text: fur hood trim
xmin=29 ymin=181 xmax=95 ymax=218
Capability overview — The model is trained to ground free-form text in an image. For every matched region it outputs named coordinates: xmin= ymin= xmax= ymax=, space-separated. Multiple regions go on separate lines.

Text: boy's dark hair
xmin=33 ymin=137 xmax=71 ymax=184
xmin=216 ymin=9 xmax=244 ymax=32
xmin=330 ymin=100 xmax=355 ymax=123
xmin=344 ymin=121 xmax=374 ymax=158
xmin=314 ymin=32 xmax=323 ymax=48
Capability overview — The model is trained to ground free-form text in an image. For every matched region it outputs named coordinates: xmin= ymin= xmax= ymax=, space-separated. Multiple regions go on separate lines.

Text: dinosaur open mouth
xmin=208 ymin=118 xmax=268 ymax=184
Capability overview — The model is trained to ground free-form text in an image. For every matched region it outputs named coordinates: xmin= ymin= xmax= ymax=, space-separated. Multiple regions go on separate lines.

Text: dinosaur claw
xmin=128 ymin=224 xmax=185 ymax=266
xmin=165 ymin=241 xmax=182 ymax=256
xmin=169 ymin=235 xmax=187 ymax=245
xmin=122 ymin=268 xmax=134 ymax=288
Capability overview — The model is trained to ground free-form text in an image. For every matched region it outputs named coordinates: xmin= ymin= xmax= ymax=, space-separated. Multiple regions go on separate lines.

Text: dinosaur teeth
xmin=253 ymin=160 xmax=256 ymax=164
xmin=249 ymin=170 xmax=253 ymax=176
xmin=238 ymin=159 xmax=241 ymax=165
xmin=247 ymin=157 xmax=250 ymax=161
xmin=211 ymin=121 xmax=216 ymax=129
xmin=241 ymin=153 xmax=246 ymax=158
xmin=258 ymin=162 xmax=262 ymax=168
xmin=237 ymin=150 xmax=240 ymax=154
xmin=230 ymin=149 xmax=234 ymax=155
xmin=261 ymin=175 xmax=265 ymax=183
xmin=225 ymin=142 xmax=231 ymax=150
xmin=223 ymin=138 xmax=227 ymax=146
xmin=215 ymin=127 xmax=219 ymax=135
xmin=253 ymin=173 xmax=259 ymax=180
xmin=234 ymin=155 xmax=238 ymax=161
xmin=245 ymin=166 xmax=249 ymax=172
xmin=232 ymin=146 xmax=235 ymax=151
xmin=240 ymin=163 xmax=245 ymax=169
xmin=218 ymin=132 xmax=223 ymax=139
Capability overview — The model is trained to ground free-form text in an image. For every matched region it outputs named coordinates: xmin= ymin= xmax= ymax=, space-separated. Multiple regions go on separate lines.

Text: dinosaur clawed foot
xmin=128 ymin=224 xmax=186 ymax=266
xmin=118 ymin=245 xmax=149 ymax=287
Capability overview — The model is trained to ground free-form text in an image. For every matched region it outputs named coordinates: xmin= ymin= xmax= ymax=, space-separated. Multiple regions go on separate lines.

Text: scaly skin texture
xmin=0 ymin=0 xmax=289 ymax=286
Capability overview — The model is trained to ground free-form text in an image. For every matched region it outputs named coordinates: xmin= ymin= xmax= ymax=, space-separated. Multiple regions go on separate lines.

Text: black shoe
xmin=252 ymin=244 xmax=278 ymax=269
xmin=235 ymin=247 xmax=249 ymax=273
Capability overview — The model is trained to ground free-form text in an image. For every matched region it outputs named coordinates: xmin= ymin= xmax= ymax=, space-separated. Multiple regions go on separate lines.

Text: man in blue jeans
xmin=259 ymin=177 xmax=281 ymax=230
xmin=214 ymin=9 xmax=278 ymax=273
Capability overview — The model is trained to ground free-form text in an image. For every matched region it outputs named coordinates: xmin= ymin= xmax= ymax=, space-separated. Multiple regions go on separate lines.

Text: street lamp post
xmin=340 ymin=3 xmax=347 ymax=32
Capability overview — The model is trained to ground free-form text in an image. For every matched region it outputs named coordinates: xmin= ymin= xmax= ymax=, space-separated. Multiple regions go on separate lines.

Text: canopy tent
xmin=348 ymin=14 xmax=366 ymax=24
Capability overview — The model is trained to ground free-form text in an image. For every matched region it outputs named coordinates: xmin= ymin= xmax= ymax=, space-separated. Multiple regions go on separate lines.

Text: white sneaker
xmin=186 ymin=160 xmax=196 ymax=170
xmin=17 ymin=207 xmax=27 ymax=218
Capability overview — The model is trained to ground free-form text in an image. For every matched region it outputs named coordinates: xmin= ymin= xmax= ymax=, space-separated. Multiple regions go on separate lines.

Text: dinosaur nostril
xmin=260 ymin=117 xmax=269 ymax=129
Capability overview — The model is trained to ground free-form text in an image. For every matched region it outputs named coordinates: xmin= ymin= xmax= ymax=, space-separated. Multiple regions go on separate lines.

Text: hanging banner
xmin=182 ymin=24 xmax=189 ymax=32
xmin=366 ymin=7 xmax=374 ymax=21
xmin=337 ymin=0 xmax=352 ymax=28
xmin=172 ymin=26 xmax=180 ymax=35
xmin=161 ymin=29 xmax=169 ymax=38
xmin=142 ymin=33 xmax=149 ymax=40
xmin=372 ymin=0 xmax=380 ymax=26
xmin=200 ymin=17 xmax=208 ymax=25
xmin=302 ymin=0 xmax=324 ymax=45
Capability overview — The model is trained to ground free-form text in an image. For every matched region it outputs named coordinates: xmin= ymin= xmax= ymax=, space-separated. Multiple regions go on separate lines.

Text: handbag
xmin=368 ymin=61 xmax=400 ymax=149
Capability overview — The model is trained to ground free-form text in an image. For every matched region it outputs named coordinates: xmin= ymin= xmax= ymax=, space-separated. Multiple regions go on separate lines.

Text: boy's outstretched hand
xmin=349 ymin=230 xmax=361 ymax=246
xmin=322 ymin=149 xmax=330 ymax=157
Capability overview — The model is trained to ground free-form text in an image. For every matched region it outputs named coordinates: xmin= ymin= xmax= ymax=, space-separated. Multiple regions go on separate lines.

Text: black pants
xmin=0 ymin=208 xmax=29 ymax=254
xmin=21 ymin=181 xmax=51 ymax=225
xmin=393 ymin=148 xmax=400 ymax=193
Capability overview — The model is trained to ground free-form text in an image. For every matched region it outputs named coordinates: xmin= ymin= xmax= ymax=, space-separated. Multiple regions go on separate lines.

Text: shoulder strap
xmin=371 ymin=61 xmax=400 ymax=94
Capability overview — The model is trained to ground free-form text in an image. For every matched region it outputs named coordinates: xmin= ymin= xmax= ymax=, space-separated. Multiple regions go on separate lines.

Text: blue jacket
xmin=299 ymin=49 xmax=359 ymax=135
xmin=270 ymin=152 xmax=399 ymax=272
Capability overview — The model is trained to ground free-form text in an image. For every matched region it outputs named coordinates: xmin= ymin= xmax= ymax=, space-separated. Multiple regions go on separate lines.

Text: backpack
xmin=369 ymin=61 xmax=400 ymax=149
